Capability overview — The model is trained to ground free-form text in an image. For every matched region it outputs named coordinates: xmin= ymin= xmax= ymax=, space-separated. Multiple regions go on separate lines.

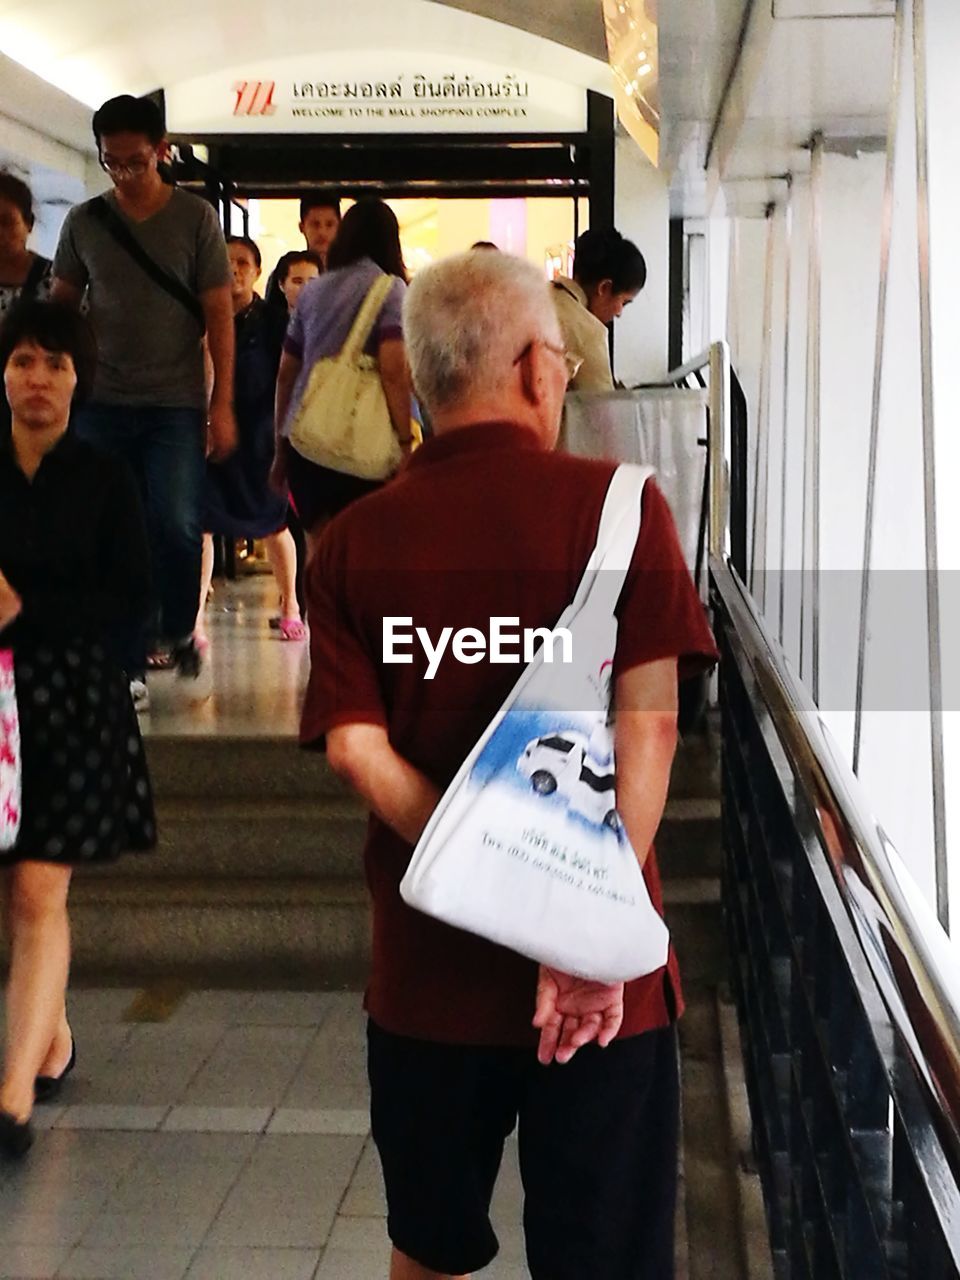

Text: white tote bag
xmin=0 ymin=650 xmax=21 ymax=852
xmin=400 ymin=464 xmax=671 ymax=983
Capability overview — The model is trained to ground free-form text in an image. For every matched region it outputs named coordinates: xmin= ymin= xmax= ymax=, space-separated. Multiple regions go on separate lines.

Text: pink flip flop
xmin=278 ymin=617 xmax=307 ymax=641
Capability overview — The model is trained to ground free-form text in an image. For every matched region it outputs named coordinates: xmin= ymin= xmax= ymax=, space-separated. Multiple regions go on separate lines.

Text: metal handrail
xmin=662 ymin=340 xmax=733 ymax=563
xmin=711 ymin=555 xmax=960 ymax=1186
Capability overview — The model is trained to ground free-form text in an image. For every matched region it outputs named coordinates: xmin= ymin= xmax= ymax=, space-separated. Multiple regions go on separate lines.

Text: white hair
xmin=403 ymin=250 xmax=562 ymax=414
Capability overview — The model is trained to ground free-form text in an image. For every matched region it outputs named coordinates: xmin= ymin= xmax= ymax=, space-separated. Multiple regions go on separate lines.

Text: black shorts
xmin=286 ymin=445 xmax=382 ymax=531
xmin=367 ymin=1019 xmax=679 ymax=1279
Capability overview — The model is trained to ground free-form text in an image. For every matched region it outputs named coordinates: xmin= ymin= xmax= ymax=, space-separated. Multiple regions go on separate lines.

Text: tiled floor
xmin=0 ymin=988 xmax=528 ymax=1279
xmin=141 ymin=572 xmax=310 ymax=739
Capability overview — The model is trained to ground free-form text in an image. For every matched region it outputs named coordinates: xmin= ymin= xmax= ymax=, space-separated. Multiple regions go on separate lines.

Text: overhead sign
xmin=165 ymin=51 xmax=588 ymax=136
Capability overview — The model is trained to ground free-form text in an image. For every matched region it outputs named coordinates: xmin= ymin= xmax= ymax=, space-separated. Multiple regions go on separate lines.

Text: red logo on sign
xmin=233 ymin=81 xmax=277 ymax=117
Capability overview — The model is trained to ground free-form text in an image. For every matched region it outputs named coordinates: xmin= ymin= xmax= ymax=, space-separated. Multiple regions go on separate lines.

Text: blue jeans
xmin=73 ymin=404 xmax=206 ymax=675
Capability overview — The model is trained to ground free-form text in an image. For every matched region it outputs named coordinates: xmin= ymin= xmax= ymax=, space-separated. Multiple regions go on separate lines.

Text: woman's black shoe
xmin=35 ymin=1039 xmax=76 ymax=1104
xmin=0 ymin=1110 xmax=34 ymax=1158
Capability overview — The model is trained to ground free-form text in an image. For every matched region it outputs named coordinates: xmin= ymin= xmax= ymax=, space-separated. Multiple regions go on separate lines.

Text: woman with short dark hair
xmin=0 ymin=301 xmax=156 ymax=1158
xmin=273 ymin=199 xmax=414 ymax=558
xmin=0 ymin=171 xmax=54 ymax=437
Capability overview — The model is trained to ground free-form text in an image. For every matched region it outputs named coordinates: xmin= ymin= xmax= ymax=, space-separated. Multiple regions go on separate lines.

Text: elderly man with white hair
xmin=300 ymin=249 xmax=716 ymax=1280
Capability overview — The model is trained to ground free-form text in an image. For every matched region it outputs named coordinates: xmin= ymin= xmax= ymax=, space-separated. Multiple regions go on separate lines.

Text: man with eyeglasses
xmin=51 ymin=95 xmax=235 ymax=706
xmin=300 ymin=249 xmax=716 ymax=1280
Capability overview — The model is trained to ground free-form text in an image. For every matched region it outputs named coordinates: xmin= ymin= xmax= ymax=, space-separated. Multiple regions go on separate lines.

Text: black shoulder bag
xmin=20 ymin=254 xmax=51 ymax=300
xmin=89 ymin=195 xmax=206 ymax=334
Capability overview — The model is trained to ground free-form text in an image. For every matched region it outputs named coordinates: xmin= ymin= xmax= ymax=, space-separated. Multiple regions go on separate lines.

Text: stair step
xmin=68 ymin=864 xmax=722 ymax=982
xmin=85 ymin=797 xmax=368 ymax=879
xmin=678 ymin=986 xmax=749 ymax=1276
xmin=663 ymin=883 xmax=725 ymax=984
xmin=669 ymin=731 xmax=721 ymax=801
xmin=68 ymin=876 xmax=370 ymax=986
xmin=84 ymin=803 xmax=717 ymax=883
xmin=144 ymin=736 xmax=349 ymax=800
xmin=145 ymin=731 xmax=721 ymax=802
xmin=657 ymin=811 xmax=722 ymax=879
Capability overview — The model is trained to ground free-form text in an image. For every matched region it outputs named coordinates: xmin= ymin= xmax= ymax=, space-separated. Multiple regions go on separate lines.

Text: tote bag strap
xmin=340 ymin=275 xmax=393 ymax=365
xmin=410 ymin=462 xmax=655 ymax=856
xmin=566 ymin=463 xmax=655 ymax=617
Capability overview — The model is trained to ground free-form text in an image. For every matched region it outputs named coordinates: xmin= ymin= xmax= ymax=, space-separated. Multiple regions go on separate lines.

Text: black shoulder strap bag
xmin=20 ymin=254 xmax=51 ymax=301
xmin=89 ymin=195 xmax=206 ymax=334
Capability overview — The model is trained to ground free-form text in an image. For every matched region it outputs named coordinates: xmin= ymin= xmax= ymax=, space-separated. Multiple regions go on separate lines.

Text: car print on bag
xmin=516 ymin=731 xmax=622 ymax=832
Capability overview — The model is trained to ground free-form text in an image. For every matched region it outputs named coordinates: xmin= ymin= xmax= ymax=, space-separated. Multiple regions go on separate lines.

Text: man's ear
xmin=595 ymin=278 xmax=614 ymax=301
xmin=156 ymin=139 xmax=172 ymax=165
xmin=517 ymin=342 xmax=548 ymax=408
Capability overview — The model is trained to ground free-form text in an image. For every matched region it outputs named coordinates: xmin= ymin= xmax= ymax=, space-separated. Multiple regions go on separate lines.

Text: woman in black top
xmin=0 ymin=301 xmax=155 ymax=1157
xmin=0 ymin=172 xmax=53 ymax=320
xmin=0 ymin=174 xmax=53 ymax=438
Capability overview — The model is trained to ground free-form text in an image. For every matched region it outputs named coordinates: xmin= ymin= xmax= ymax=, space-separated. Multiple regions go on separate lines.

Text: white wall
xmin=705 ymin=129 xmax=941 ymax=906
xmin=816 ymin=150 xmax=885 ymax=766
xmin=612 ymin=129 xmax=669 ymax=385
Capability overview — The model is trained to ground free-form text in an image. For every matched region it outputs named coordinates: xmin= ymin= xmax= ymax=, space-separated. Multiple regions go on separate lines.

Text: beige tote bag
xmin=289 ymin=274 xmax=401 ymax=480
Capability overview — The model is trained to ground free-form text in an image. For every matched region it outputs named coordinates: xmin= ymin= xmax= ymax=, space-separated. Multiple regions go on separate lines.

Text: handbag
xmin=400 ymin=464 xmax=671 ymax=984
xmin=288 ymin=275 xmax=401 ymax=481
xmin=0 ymin=651 xmax=21 ymax=852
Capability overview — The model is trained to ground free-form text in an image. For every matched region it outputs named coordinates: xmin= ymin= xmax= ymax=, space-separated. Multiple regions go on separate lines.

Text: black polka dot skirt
xmin=4 ymin=637 xmax=156 ymax=864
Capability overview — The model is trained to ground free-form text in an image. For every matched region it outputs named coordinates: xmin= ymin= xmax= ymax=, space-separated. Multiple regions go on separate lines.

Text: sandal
xmin=278 ymin=617 xmax=307 ymax=641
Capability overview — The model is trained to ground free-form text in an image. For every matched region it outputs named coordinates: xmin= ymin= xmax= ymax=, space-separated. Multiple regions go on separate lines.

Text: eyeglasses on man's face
xmin=98 ymin=152 xmax=155 ymax=178
xmin=513 ymin=339 xmax=584 ymax=382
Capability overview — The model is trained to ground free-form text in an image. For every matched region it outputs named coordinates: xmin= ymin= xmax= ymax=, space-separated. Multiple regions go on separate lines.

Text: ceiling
xmin=429 ymin=0 xmax=607 ymax=61
xmin=0 ymin=0 xmax=899 ymax=221
xmin=0 ymin=0 xmax=610 ymax=114
xmin=659 ymin=0 xmax=896 ymax=216
xmin=658 ymin=0 xmax=752 ymax=209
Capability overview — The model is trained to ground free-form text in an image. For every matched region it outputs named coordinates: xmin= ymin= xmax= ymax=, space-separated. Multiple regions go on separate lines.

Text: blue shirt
xmin=281 ymin=257 xmax=405 ymax=439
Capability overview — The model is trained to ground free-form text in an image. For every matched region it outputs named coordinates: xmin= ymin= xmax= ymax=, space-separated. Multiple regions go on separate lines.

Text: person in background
xmin=301 ymin=249 xmax=717 ymax=1279
xmin=264 ymin=198 xmax=340 ymax=311
xmin=198 ymin=236 xmax=304 ymax=645
xmin=276 ymin=249 xmax=322 ymax=311
xmin=0 ymin=174 xmax=54 ymax=436
xmin=299 ymin=196 xmax=342 ymax=270
xmin=273 ymin=199 xmax=413 ymax=562
xmin=0 ymin=302 xmax=155 ymax=1158
xmin=0 ymin=173 xmax=53 ymax=321
xmin=552 ymin=227 xmax=647 ymax=392
xmin=50 ymin=93 xmax=236 ymax=712
xmin=265 ymin=248 xmax=323 ymax=627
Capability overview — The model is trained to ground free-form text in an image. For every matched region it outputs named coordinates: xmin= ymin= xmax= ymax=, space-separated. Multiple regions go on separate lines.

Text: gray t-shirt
xmin=53 ymin=188 xmax=230 ymax=408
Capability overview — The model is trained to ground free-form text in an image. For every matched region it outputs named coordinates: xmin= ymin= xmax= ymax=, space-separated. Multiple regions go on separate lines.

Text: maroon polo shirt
xmin=302 ymin=421 xmax=718 ymax=1047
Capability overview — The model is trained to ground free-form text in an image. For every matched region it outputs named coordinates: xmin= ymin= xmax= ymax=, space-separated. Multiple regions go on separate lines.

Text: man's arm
xmin=199 ymin=283 xmax=237 ymax=460
xmin=613 ymin=656 xmax=679 ymax=867
xmin=50 ymin=278 xmax=84 ymax=309
xmin=326 ymin=722 xmax=440 ymax=845
xmin=533 ymin=657 xmax=679 ymax=1065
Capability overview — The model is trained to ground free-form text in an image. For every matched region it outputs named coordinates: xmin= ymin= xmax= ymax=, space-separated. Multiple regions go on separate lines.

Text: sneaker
xmin=129 ymin=678 xmax=150 ymax=713
xmin=171 ymin=636 xmax=203 ymax=680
